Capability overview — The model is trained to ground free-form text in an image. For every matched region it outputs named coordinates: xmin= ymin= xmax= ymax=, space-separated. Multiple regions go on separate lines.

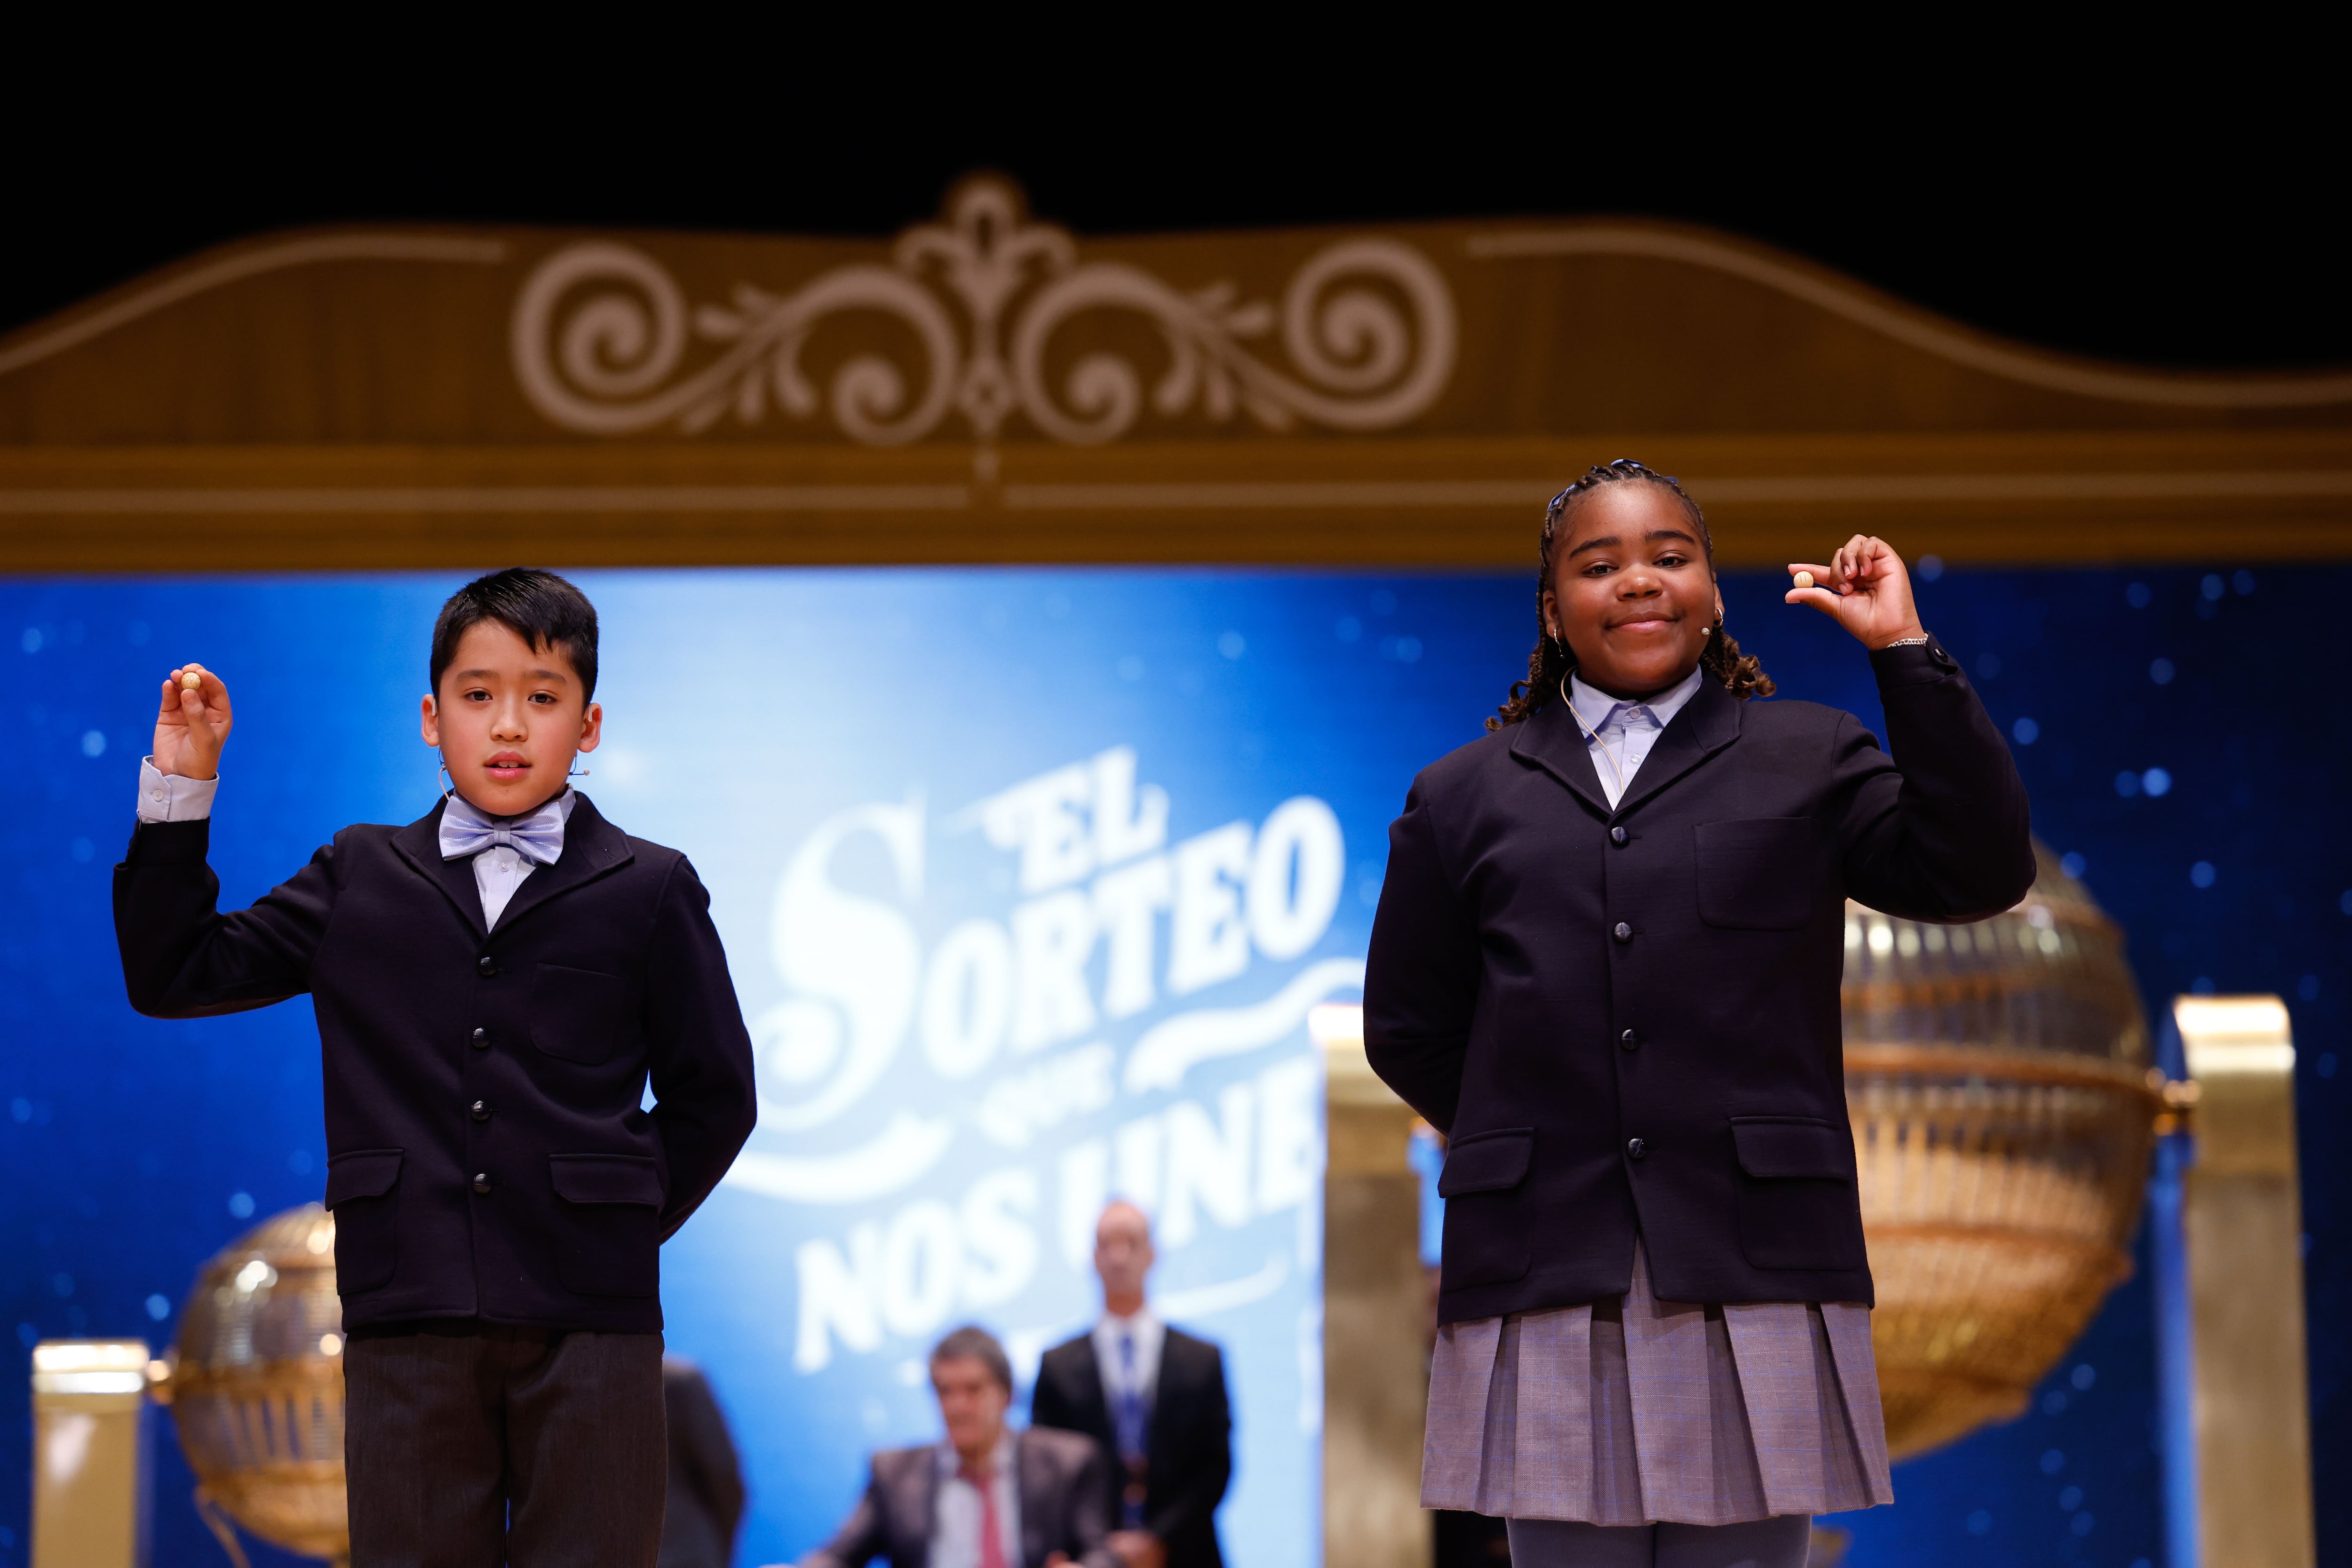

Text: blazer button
xmin=1610 ymin=826 xmax=1628 ymax=847
xmin=1612 ymin=922 xmax=1633 ymax=943
xmin=470 ymin=1027 xmax=489 ymax=1050
xmin=471 ymin=1099 xmax=491 ymax=1122
xmin=477 ymin=955 xmax=498 ymax=977
xmin=472 ymin=1172 xmax=493 ymax=1195
xmin=1626 ymin=1137 xmax=1648 ymax=1161
xmin=1620 ymin=1028 xmax=1639 ymax=1051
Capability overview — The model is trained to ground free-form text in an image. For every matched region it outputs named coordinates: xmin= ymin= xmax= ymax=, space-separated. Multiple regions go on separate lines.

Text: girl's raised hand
xmin=154 ymin=663 xmax=233 ymax=779
xmin=1784 ymin=535 xmax=1930 ymax=650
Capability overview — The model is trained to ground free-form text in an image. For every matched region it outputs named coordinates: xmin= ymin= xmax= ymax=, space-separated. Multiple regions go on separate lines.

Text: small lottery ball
xmin=179 ymin=672 xmax=202 ymax=690
xmin=1793 ymin=571 xmax=1815 ymax=589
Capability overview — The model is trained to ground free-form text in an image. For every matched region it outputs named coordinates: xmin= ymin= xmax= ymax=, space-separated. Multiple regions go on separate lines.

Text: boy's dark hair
xmin=929 ymin=1325 xmax=1013 ymax=1391
xmin=429 ymin=568 xmax=600 ymax=702
xmin=1488 ymin=459 xmax=1774 ymax=731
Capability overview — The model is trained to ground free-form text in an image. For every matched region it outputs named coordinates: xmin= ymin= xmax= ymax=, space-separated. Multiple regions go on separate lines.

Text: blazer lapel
xmin=389 ymin=800 xmax=489 ymax=942
xmin=1610 ymin=679 xmax=1744 ymax=819
xmin=1014 ymin=1431 xmax=1049 ymax=1568
xmin=1509 ymin=699 xmax=1612 ymax=818
xmin=485 ymin=794 xmax=636 ymax=934
xmin=1144 ymin=1332 xmax=1178 ymax=1465
xmin=1070 ymin=1340 xmax=1114 ymax=1446
xmin=898 ymin=1450 xmax=938 ymax=1568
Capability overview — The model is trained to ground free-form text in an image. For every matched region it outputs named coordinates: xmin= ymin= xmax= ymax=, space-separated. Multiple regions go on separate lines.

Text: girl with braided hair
xmin=1365 ymin=462 xmax=2034 ymax=1567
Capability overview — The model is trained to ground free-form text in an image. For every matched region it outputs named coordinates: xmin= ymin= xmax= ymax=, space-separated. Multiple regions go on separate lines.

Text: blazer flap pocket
xmin=532 ymin=963 xmax=628 ymax=1008
xmin=549 ymin=1153 xmax=663 ymax=1207
xmin=325 ymin=1148 xmax=404 ymax=1206
xmin=1732 ymin=1118 xmax=1853 ymax=1181
xmin=1438 ymin=1127 xmax=1534 ymax=1196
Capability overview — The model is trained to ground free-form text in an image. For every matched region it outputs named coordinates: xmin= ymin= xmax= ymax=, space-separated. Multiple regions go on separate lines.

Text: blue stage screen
xmin=0 ymin=564 xmax=2344 ymax=1568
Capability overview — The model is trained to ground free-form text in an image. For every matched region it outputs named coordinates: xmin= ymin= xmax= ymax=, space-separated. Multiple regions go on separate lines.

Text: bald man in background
xmin=1031 ymin=1204 xmax=1232 ymax=1568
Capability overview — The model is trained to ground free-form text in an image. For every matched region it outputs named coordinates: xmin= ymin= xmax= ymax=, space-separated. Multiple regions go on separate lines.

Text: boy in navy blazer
xmin=115 ymin=568 xmax=758 ymax=1568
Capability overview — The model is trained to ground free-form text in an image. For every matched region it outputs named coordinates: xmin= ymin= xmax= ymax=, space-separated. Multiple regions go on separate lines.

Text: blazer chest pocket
xmin=1437 ymin=1128 xmax=1534 ymax=1289
xmin=1694 ymin=818 xmax=1819 ymax=931
xmin=1730 ymin=1117 xmax=1864 ymax=1272
xmin=531 ymin=964 xmax=630 ymax=1065
xmin=325 ymin=1148 xmax=403 ymax=1294
xmin=548 ymin=1154 xmax=663 ymax=1297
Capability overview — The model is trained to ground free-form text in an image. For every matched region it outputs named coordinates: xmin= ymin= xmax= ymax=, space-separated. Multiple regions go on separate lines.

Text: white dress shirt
xmin=135 ymin=759 xmax=574 ymax=929
xmin=1092 ymin=1308 xmax=1166 ymax=1423
xmin=930 ymin=1432 xmax=1020 ymax=1568
xmin=1565 ymin=667 xmax=1706 ymax=808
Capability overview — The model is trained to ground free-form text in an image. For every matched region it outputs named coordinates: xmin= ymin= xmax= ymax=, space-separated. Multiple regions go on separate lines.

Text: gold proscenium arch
xmin=2 ymin=174 xmax=2349 ymax=570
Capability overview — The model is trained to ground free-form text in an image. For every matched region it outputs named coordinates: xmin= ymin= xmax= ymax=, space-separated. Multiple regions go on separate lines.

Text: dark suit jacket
xmin=1030 ymin=1327 xmax=1230 ymax=1568
xmin=113 ymin=794 xmax=757 ymax=1333
xmin=661 ymin=1356 xmax=747 ymax=1568
xmin=803 ymin=1427 xmax=1116 ymax=1568
xmin=1366 ymin=642 xmax=2033 ymax=1320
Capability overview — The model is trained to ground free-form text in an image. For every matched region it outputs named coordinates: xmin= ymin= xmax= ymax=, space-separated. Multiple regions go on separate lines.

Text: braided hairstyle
xmin=1487 ymin=458 xmax=1774 ymax=731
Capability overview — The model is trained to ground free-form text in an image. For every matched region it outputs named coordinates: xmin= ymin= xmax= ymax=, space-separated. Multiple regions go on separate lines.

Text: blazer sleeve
xmin=1362 ymin=777 xmax=1483 ymax=1134
xmin=798 ymin=1467 xmax=888 ymax=1568
xmin=112 ymin=818 xmax=337 ymax=1018
xmin=1831 ymin=642 xmax=2038 ymax=922
xmin=644 ymin=855 xmax=759 ymax=1241
xmin=1144 ymin=1342 xmax=1232 ymax=1545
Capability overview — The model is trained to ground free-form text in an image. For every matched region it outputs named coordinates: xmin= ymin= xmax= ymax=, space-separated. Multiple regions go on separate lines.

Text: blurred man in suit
xmin=661 ymin=1356 xmax=747 ymax=1568
xmin=802 ymin=1327 xmax=1118 ymax=1568
xmin=1032 ymin=1203 xmax=1231 ymax=1568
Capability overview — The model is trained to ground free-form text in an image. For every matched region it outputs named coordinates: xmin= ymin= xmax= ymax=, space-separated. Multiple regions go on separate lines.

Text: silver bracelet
xmin=1879 ymin=636 xmax=1930 ymax=649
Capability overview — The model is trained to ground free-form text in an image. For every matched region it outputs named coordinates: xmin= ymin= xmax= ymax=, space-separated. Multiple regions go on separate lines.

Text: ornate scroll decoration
xmin=511 ymin=179 xmax=1456 ymax=445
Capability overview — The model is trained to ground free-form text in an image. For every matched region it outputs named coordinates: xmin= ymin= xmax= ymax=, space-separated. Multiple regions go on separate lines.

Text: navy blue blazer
xmin=114 ymin=794 xmax=756 ymax=1333
xmin=1365 ymin=641 xmax=2033 ymax=1320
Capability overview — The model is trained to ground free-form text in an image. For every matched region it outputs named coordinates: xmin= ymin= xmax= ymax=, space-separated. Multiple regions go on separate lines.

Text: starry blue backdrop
xmin=0 ymin=562 xmax=2343 ymax=1568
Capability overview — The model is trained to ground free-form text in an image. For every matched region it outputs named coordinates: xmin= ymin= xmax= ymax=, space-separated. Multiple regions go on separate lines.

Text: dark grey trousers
xmin=1505 ymin=1515 xmax=1814 ymax=1568
xmin=345 ymin=1322 xmax=666 ymax=1568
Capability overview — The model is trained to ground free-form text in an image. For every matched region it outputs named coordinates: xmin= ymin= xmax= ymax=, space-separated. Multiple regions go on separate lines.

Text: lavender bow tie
xmin=439 ymin=793 xmax=566 ymax=866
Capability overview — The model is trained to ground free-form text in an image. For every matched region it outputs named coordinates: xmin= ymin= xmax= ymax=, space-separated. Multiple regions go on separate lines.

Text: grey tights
xmin=1504 ymin=1515 xmax=1813 ymax=1568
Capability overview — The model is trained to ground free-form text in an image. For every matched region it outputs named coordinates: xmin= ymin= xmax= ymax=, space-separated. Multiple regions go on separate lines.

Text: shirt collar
xmin=441 ymin=786 xmax=577 ymax=834
xmin=938 ymin=1430 xmax=1015 ymax=1478
xmin=1568 ymin=665 xmax=1706 ymax=737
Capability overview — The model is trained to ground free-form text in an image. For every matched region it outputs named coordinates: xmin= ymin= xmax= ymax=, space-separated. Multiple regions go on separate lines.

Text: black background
xmin=4 ymin=26 xmax=2342 ymax=371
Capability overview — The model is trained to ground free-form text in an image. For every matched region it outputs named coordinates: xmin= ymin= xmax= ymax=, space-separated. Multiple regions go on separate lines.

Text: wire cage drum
xmin=157 ymin=1203 xmax=350 ymax=1563
xmin=1846 ymin=843 xmax=2160 ymax=1459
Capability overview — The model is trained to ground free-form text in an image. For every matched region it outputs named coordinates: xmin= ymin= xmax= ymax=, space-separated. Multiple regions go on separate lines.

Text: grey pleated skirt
xmin=1422 ymin=1241 xmax=1894 ymax=1526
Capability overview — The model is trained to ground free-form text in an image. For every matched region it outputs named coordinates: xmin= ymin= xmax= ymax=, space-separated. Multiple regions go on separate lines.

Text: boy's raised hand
xmin=1783 ymin=534 xmax=1930 ymax=651
xmin=154 ymin=664 xmax=232 ymax=779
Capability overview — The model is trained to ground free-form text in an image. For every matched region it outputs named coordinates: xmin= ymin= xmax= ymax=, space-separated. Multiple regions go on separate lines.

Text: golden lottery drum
xmin=1844 ymin=844 xmax=2160 ymax=1459
xmin=158 ymin=1204 xmax=350 ymax=1561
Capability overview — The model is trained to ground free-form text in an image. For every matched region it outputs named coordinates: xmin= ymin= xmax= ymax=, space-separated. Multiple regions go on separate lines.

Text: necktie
xmin=438 ymin=791 xmax=566 ymax=866
xmin=959 ymin=1459 xmax=1008 ymax=1568
xmin=1116 ymin=1331 xmax=1147 ymax=1527
xmin=1115 ymin=1332 xmax=1146 ymax=1458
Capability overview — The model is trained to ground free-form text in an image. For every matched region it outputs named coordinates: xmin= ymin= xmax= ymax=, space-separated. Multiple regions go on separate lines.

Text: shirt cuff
xmin=138 ymin=757 xmax=218 ymax=822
